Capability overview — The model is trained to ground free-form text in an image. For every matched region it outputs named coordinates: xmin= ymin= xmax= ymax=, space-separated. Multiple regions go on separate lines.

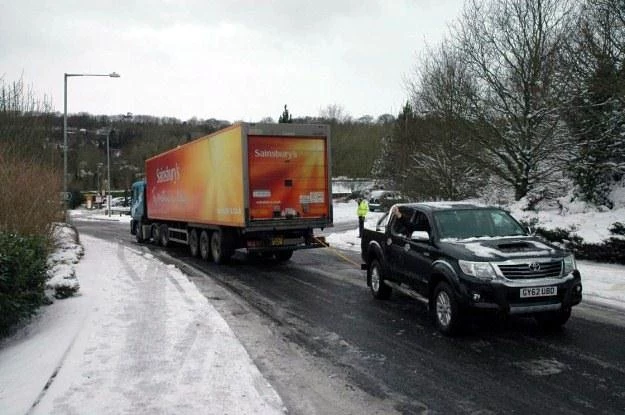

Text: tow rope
xmin=313 ymin=236 xmax=362 ymax=268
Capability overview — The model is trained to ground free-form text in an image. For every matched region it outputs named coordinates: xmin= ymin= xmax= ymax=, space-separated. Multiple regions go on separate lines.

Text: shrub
xmin=0 ymin=232 xmax=50 ymax=337
xmin=532 ymin=223 xmax=625 ymax=265
xmin=0 ymin=140 xmax=62 ymax=338
xmin=609 ymin=222 xmax=625 ymax=237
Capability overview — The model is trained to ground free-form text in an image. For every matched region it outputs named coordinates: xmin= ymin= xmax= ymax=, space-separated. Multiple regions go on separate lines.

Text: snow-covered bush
xmin=46 ymin=223 xmax=83 ymax=299
xmin=533 ymin=224 xmax=625 ymax=265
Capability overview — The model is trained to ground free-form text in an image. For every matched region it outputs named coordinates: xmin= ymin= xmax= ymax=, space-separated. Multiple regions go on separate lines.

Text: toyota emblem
xmin=529 ymin=262 xmax=541 ymax=271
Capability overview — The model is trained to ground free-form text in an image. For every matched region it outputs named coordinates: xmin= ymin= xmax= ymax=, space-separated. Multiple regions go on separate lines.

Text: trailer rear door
xmin=247 ymin=135 xmax=329 ymax=221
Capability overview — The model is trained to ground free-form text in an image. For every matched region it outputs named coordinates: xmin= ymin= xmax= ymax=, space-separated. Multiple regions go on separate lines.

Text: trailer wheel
xmin=199 ymin=230 xmax=210 ymax=261
xmin=159 ymin=224 xmax=169 ymax=247
xmin=189 ymin=229 xmax=199 ymax=257
xmin=211 ymin=229 xmax=233 ymax=264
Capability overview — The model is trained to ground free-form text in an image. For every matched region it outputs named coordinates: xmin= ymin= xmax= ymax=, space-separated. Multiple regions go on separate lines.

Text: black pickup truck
xmin=360 ymin=202 xmax=583 ymax=335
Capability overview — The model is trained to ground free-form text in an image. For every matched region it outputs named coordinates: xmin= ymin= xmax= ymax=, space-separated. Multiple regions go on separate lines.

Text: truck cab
xmin=130 ymin=180 xmax=146 ymax=240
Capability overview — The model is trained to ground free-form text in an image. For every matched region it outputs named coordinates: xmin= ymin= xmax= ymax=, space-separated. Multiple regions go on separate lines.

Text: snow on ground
xmin=0 ymin=224 xmax=285 ymax=415
xmin=1 ymin=199 xmax=624 ymax=414
xmin=510 ymin=199 xmax=625 ymax=244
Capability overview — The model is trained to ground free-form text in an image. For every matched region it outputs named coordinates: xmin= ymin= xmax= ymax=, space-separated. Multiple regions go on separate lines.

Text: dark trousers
xmin=358 ymin=216 xmax=365 ymax=237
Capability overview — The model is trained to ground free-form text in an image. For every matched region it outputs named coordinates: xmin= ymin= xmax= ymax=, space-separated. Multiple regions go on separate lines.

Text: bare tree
xmin=0 ymin=76 xmax=63 ymax=235
xmin=408 ymin=41 xmax=486 ymax=199
xmin=453 ymin=0 xmax=576 ymax=200
xmin=0 ymin=76 xmax=55 ymax=162
xmin=319 ymin=104 xmax=351 ymax=123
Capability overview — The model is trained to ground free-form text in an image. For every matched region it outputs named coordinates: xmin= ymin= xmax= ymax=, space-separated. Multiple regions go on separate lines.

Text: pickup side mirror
xmin=410 ymin=231 xmax=430 ymax=242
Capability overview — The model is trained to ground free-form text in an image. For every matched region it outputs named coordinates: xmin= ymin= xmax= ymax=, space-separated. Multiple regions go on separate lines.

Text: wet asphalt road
xmin=75 ymin=218 xmax=625 ymax=414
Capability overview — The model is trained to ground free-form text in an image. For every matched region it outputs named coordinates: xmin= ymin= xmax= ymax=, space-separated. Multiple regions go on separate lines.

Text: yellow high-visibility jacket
xmin=357 ymin=200 xmax=369 ymax=217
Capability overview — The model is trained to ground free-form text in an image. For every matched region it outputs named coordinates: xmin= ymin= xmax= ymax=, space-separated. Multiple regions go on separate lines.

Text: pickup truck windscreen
xmin=433 ymin=209 xmax=526 ymax=240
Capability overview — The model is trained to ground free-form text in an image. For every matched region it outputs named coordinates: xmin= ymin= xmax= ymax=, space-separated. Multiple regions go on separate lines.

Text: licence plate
xmin=520 ymin=286 xmax=557 ymax=298
xmin=271 ymin=237 xmax=283 ymax=246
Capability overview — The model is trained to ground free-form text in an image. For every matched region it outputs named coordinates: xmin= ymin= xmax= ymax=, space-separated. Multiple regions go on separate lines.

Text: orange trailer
xmin=131 ymin=123 xmax=332 ymax=263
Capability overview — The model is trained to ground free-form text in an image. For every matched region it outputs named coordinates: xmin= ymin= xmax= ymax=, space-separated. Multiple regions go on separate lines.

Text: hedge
xmin=0 ymin=232 xmax=50 ymax=337
xmin=533 ymin=221 xmax=625 ymax=265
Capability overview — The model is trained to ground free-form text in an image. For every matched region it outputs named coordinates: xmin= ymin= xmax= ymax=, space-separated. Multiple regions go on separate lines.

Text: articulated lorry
xmin=130 ymin=123 xmax=332 ymax=263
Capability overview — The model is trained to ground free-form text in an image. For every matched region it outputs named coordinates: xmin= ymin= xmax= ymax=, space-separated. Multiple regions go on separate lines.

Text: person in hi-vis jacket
xmin=357 ymin=198 xmax=369 ymax=238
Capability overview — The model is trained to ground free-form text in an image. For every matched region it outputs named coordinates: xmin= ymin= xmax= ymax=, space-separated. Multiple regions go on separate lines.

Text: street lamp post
xmin=63 ymin=72 xmax=120 ymax=217
xmin=107 ymin=129 xmax=112 ymax=217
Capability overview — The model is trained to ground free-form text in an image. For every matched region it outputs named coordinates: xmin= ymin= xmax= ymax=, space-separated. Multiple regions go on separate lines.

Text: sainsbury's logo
xmin=254 ymin=149 xmax=298 ymax=160
xmin=156 ymin=164 xmax=181 ymax=184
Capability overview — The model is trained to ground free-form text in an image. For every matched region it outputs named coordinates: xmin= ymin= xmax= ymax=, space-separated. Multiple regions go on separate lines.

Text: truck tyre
xmin=200 ymin=230 xmax=211 ymax=261
xmin=276 ymin=250 xmax=293 ymax=261
xmin=211 ymin=229 xmax=233 ymax=264
xmin=136 ymin=220 xmax=145 ymax=243
xmin=189 ymin=229 xmax=199 ymax=257
xmin=159 ymin=224 xmax=169 ymax=247
xmin=535 ymin=307 xmax=571 ymax=330
xmin=369 ymin=259 xmax=391 ymax=300
xmin=151 ymin=224 xmax=160 ymax=244
xmin=433 ymin=282 xmax=462 ymax=336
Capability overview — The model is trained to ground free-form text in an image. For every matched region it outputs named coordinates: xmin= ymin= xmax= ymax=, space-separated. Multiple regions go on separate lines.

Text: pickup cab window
xmin=433 ymin=208 xmax=526 ymax=240
xmin=411 ymin=211 xmax=431 ymax=233
xmin=390 ymin=207 xmax=414 ymax=237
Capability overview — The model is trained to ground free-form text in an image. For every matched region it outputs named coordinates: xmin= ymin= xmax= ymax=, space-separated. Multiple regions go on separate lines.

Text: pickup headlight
xmin=563 ymin=255 xmax=576 ymax=275
xmin=458 ymin=260 xmax=498 ymax=280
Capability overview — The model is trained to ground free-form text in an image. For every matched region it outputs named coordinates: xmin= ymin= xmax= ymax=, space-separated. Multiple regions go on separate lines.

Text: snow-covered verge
xmin=45 ymin=223 xmax=83 ymax=299
xmin=1 ymin=232 xmax=285 ymax=415
xmin=508 ymin=188 xmax=625 ymax=245
xmin=502 ymin=189 xmax=625 ymax=264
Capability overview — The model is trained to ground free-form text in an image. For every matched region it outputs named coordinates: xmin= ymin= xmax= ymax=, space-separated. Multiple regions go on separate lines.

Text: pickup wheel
xmin=535 ymin=308 xmax=571 ymax=330
xmin=188 ymin=228 xmax=199 ymax=257
xmin=200 ymin=230 xmax=211 ymax=261
xmin=433 ymin=282 xmax=462 ymax=336
xmin=369 ymin=259 xmax=391 ymax=300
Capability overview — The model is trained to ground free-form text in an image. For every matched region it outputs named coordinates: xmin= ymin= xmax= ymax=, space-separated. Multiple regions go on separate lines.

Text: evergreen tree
xmin=278 ymin=105 xmax=292 ymax=123
xmin=563 ymin=0 xmax=625 ymax=207
xmin=372 ymin=102 xmax=420 ymax=192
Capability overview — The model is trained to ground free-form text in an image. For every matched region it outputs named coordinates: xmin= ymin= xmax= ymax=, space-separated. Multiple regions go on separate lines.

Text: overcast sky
xmin=2 ymin=0 xmax=464 ymax=122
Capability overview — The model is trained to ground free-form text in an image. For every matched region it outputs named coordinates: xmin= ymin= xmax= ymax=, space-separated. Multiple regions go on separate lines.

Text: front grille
xmin=497 ymin=260 xmax=562 ymax=279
